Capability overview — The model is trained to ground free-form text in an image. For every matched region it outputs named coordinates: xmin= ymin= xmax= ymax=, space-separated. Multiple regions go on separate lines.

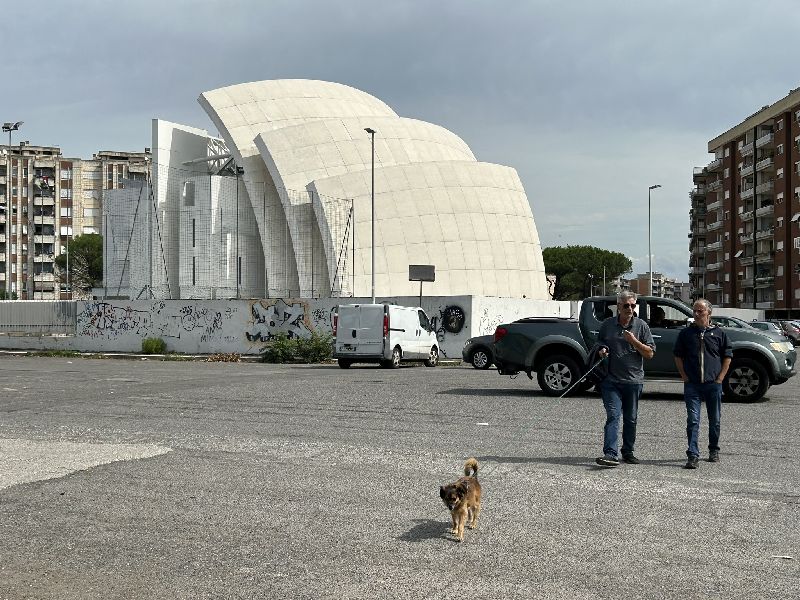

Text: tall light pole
xmin=648 ymin=184 xmax=661 ymax=296
xmin=3 ymin=121 xmax=23 ymax=299
xmin=364 ymin=127 xmax=376 ymax=303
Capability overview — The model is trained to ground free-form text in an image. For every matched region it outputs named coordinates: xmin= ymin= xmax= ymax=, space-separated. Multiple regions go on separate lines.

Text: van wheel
xmin=424 ymin=346 xmax=439 ymax=367
xmin=723 ymin=358 xmax=769 ymax=402
xmin=337 ymin=359 xmax=352 ymax=369
xmin=381 ymin=346 xmax=402 ymax=369
xmin=536 ymin=354 xmax=581 ymax=396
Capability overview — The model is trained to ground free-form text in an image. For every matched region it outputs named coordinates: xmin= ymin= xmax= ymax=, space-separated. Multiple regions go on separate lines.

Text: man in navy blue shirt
xmin=673 ymin=299 xmax=732 ymax=469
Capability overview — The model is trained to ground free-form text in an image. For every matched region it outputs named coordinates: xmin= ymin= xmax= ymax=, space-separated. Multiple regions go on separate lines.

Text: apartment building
xmin=0 ymin=142 xmax=149 ymax=299
xmin=690 ymin=87 xmax=800 ymax=315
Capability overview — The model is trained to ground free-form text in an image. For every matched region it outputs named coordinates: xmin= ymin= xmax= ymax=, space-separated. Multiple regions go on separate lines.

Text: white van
xmin=333 ymin=304 xmax=439 ymax=369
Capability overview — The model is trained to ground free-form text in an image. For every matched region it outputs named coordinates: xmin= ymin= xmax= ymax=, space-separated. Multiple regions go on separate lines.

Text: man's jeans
xmin=684 ymin=381 xmax=722 ymax=458
xmin=600 ymin=379 xmax=642 ymax=458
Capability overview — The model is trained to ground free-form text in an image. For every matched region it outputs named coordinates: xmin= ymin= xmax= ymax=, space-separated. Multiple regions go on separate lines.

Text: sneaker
xmin=622 ymin=454 xmax=641 ymax=465
xmin=684 ymin=456 xmax=699 ymax=469
xmin=708 ymin=451 xmax=720 ymax=463
xmin=596 ymin=455 xmax=619 ymax=467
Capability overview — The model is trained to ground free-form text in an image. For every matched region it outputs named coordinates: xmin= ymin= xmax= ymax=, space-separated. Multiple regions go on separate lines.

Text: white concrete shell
xmin=253 ymin=116 xmax=476 ymax=296
xmin=197 ymin=79 xmax=547 ymax=299
xmin=199 ymin=80 xmax=396 ymax=296
xmin=310 ymin=161 xmax=547 ymax=298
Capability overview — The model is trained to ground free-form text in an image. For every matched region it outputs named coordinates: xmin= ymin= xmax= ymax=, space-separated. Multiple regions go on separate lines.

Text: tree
xmin=543 ymin=245 xmax=632 ymax=300
xmin=54 ymin=234 xmax=103 ymax=294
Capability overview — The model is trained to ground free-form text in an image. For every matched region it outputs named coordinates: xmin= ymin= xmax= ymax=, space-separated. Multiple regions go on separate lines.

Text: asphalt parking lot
xmin=1 ymin=356 xmax=798 ymax=599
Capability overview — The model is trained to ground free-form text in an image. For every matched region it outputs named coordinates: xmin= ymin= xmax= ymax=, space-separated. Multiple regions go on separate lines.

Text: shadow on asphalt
xmin=437 ymin=388 xmax=540 ymax=398
xmin=475 ymin=455 xmax=687 ymax=471
xmin=399 ymin=518 xmax=448 ymax=542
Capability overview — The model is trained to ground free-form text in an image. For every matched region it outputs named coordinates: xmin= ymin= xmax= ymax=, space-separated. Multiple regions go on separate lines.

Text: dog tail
xmin=463 ymin=457 xmax=478 ymax=478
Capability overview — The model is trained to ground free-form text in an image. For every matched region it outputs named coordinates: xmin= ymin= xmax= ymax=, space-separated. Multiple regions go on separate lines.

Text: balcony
xmin=755 ymin=276 xmax=775 ymax=288
xmin=755 ymin=180 xmax=774 ymax=194
xmin=690 ymin=186 xmax=706 ymax=198
xmin=706 ymin=282 xmax=722 ymax=291
xmin=33 ymin=254 xmax=55 ymax=263
xmin=756 ymin=204 xmax=774 ymax=217
xmin=707 ymin=157 xmax=723 ymax=172
xmin=755 ymin=251 xmax=775 ymax=264
xmin=740 ymin=142 xmax=754 ymax=157
xmin=689 ymin=266 xmax=706 ymax=274
xmin=33 ymin=234 xmax=56 ymax=244
xmin=755 ymin=132 xmax=774 ymax=148
xmin=706 ymin=240 xmax=723 ymax=251
xmin=755 ymin=156 xmax=774 ymax=171
xmin=33 ymin=195 xmax=56 ymax=206
xmin=739 ymin=278 xmax=753 ymax=287
xmin=707 ymin=179 xmax=723 ymax=192
xmin=707 ymin=262 xmax=723 ymax=271
xmin=755 ymin=227 xmax=774 ymax=240
xmin=739 ymin=232 xmax=754 ymax=244
xmin=740 ymin=164 xmax=754 ymax=177
xmin=707 ymin=220 xmax=723 ymax=231
xmin=706 ymin=198 xmax=723 ymax=211
xmin=740 ymin=186 xmax=754 ymax=200
xmin=756 ymin=301 xmax=775 ymax=309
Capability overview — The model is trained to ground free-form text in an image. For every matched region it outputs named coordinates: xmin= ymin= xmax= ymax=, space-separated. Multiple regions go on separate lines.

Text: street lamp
xmin=648 ymin=184 xmax=661 ymax=296
xmin=364 ymin=127 xmax=376 ymax=303
xmin=3 ymin=121 xmax=23 ymax=299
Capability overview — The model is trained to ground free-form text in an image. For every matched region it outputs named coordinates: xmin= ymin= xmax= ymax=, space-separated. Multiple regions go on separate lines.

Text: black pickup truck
xmin=492 ymin=295 xmax=796 ymax=402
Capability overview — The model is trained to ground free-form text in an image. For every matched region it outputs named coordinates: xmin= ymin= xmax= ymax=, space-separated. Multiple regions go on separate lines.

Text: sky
xmin=2 ymin=0 xmax=799 ymax=280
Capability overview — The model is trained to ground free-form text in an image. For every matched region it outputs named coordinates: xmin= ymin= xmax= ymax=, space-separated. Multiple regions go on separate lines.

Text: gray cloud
xmin=3 ymin=0 xmax=799 ymax=279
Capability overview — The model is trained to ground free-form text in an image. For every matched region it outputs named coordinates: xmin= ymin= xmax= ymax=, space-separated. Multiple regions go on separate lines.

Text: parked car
xmin=462 ymin=335 xmax=495 ymax=369
xmin=492 ymin=295 xmax=796 ymax=402
xmin=711 ymin=315 xmax=758 ymax=329
xmin=750 ymin=320 xmax=790 ymax=341
xmin=333 ymin=304 xmax=439 ymax=368
xmin=775 ymin=320 xmax=800 ymax=346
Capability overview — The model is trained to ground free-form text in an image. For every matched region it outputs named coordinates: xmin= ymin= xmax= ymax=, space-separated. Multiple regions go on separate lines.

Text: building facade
xmin=0 ymin=142 xmax=149 ymax=299
xmin=690 ymin=87 xmax=800 ymax=315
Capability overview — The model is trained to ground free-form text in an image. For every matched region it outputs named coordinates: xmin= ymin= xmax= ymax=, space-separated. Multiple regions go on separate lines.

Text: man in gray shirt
xmin=595 ymin=292 xmax=656 ymax=467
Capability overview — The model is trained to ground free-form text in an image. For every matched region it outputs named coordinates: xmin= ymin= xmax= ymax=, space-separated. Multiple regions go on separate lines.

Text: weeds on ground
xmin=141 ymin=337 xmax=167 ymax=354
xmin=260 ymin=332 xmax=333 ymax=364
xmin=206 ymin=353 xmax=241 ymax=363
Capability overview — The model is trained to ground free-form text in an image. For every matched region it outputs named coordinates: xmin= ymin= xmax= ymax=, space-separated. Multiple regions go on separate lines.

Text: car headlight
xmin=770 ymin=341 xmax=793 ymax=353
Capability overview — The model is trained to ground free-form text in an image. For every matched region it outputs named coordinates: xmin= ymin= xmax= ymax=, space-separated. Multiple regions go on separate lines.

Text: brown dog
xmin=439 ymin=458 xmax=481 ymax=542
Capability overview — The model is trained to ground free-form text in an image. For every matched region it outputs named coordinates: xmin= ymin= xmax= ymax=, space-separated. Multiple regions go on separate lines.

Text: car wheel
xmin=536 ymin=354 xmax=581 ymax=396
xmin=470 ymin=348 xmax=492 ymax=370
xmin=424 ymin=346 xmax=439 ymax=367
xmin=723 ymin=358 xmax=769 ymax=402
xmin=337 ymin=359 xmax=352 ymax=369
xmin=381 ymin=346 xmax=402 ymax=369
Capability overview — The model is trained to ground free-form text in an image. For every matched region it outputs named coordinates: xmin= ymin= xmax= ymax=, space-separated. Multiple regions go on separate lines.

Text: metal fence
xmin=0 ymin=300 xmax=77 ymax=335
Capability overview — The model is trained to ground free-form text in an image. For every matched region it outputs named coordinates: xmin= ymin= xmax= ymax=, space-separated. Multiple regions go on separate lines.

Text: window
xmin=83 ymin=208 xmax=99 ymax=218
xmin=777 ymin=241 xmax=784 ymax=251
xmin=777 ymin=290 xmax=784 ymax=300
xmin=795 ymin=237 xmax=800 ymax=249
xmin=60 ymin=188 xmax=72 ymax=199
xmin=778 ymin=144 xmax=784 ymax=155
xmin=724 ymin=210 xmax=730 ymax=220
xmin=778 ymin=168 xmax=784 ymax=179
xmin=777 ymin=119 xmax=784 ymax=131
xmin=82 ymin=226 xmax=99 ymax=235
xmin=725 ymin=147 xmax=730 ymax=157
xmin=60 ymin=207 xmax=72 ymax=217
xmin=724 ymin=167 xmax=730 ymax=178
xmin=778 ymin=217 xmax=784 ymax=228
xmin=59 ymin=226 xmax=73 ymax=236
xmin=778 ymin=193 xmax=784 ymax=204
xmin=778 ymin=265 xmax=784 ymax=276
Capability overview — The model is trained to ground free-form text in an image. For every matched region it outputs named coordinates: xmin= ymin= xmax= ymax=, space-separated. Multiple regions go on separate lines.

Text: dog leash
xmin=558 ymin=355 xmax=607 ymax=399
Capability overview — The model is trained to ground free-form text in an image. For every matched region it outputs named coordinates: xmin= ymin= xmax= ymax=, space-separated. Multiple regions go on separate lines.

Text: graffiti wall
xmin=0 ymin=296 xmax=574 ymax=357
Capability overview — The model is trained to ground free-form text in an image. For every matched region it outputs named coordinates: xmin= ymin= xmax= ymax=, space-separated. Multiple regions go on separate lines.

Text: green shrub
xmin=141 ymin=337 xmax=167 ymax=354
xmin=261 ymin=332 xmax=333 ymax=364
